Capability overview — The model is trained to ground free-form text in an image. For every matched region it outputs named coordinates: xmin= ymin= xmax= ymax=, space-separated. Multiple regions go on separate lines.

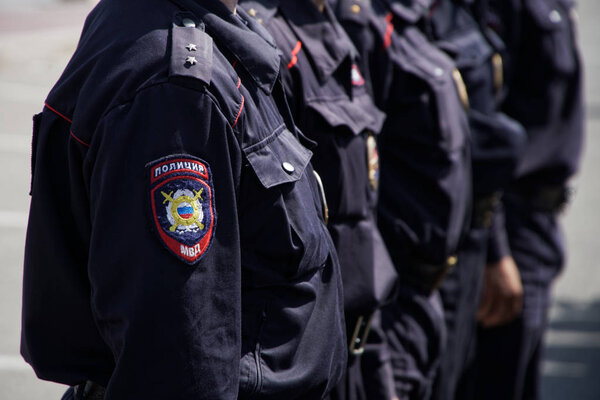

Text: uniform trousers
xmin=473 ymin=194 xmax=562 ymax=400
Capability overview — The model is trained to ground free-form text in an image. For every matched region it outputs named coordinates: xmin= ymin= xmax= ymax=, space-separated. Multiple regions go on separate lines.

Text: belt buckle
xmin=349 ymin=315 xmax=373 ymax=356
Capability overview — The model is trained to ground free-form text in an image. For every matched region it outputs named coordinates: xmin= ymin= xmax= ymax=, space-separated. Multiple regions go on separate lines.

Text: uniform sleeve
xmin=486 ymin=202 xmax=511 ymax=264
xmin=87 ymin=83 xmax=241 ymax=399
xmin=361 ymin=310 xmax=398 ymax=400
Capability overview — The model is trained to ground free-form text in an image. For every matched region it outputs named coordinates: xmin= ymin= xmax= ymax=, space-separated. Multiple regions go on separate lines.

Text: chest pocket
xmin=524 ymin=0 xmax=578 ymax=76
xmin=436 ymin=24 xmax=496 ymax=115
xmin=241 ymin=126 xmax=331 ymax=281
xmin=388 ymin=26 xmax=469 ymax=154
xmin=302 ymin=91 xmax=384 ymax=219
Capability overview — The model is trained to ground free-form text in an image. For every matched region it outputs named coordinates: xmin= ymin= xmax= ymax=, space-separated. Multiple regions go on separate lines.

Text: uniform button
xmin=182 ymin=18 xmax=196 ymax=27
xmin=282 ymin=162 xmax=295 ymax=174
xmin=434 ymin=67 xmax=444 ymax=77
xmin=351 ymin=4 xmax=361 ymax=13
xmin=248 ymin=8 xmax=257 ymax=17
xmin=549 ymin=10 xmax=562 ymax=23
xmin=447 ymin=255 xmax=458 ymax=267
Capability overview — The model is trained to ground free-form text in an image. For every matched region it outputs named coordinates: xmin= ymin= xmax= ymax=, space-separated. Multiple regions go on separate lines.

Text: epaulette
xmin=169 ymin=12 xmax=213 ymax=86
xmin=240 ymin=0 xmax=279 ymax=26
xmin=335 ymin=0 xmax=372 ymax=26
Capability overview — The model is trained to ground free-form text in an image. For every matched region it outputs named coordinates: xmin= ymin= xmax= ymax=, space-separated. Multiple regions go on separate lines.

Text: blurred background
xmin=0 ymin=0 xmax=598 ymax=398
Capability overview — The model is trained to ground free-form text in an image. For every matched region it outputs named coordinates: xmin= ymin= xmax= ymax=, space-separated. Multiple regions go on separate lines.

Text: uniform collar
xmin=171 ymin=0 xmax=281 ymax=93
xmin=383 ymin=0 xmax=434 ymax=23
xmin=278 ymin=0 xmax=355 ymax=84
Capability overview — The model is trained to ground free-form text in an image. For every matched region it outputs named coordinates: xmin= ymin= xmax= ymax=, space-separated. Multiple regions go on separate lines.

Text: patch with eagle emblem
xmin=147 ymin=155 xmax=216 ymax=265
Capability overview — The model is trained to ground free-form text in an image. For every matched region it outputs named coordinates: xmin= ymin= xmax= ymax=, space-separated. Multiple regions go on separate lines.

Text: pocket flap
xmin=244 ymin=127 xmax=312 ymax=188
xmin=306 ymin=94 xmax=385 ymax=136
xmin=436 ymin=29 xmax=493 ymax=70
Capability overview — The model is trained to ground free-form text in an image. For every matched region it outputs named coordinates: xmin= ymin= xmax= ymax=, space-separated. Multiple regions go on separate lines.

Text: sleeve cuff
xmin=486 ymin=203 xmax=511 ymax=264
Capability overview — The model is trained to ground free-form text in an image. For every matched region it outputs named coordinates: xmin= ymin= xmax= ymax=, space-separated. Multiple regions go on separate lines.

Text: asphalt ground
xmin=0 ymin=0 xmax=598 ymax=398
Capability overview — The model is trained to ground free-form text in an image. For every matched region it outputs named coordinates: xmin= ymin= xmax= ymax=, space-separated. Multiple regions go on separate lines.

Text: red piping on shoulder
xmin=287 ymin=41 xmax=302 ymax=69
xmin=70 ymin=131 xmax=90 ymax=147
xmin=44 ymin=103 xmax=89 ymax=147
xmin=44 ymin=102 xmax=73 ymax=123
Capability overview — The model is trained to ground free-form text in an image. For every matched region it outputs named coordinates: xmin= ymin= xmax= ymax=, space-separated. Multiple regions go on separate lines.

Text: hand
xmin=477 ymin=256 xmax=523 ymax=328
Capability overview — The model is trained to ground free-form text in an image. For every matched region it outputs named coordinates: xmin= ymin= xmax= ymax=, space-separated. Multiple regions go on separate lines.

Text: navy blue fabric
xmin=472 ymin=0 xmax=584 ymax=398
xmin=489 ymin=0 xmax=584 ymax=189
xmin=360 ymin=310 xmax=398 ymax=400
xmin=473 ymin=199 xmax=556 ymax=400
xmin=239 ymin=0 xmax=392 ymax=323
xmin=238 ymin=2 xmax=396 ymax=399
xmin=332 ymin=0 xmax=472 ymax=398
xmin=368 ymin=2 xmax=472 ymax=274
xmin=423 ymin=2 xmax=527 ymax=399
xmin=433 ymin=227 xmax=488 ymax=400
xmin=381 ymin=286 xmax=447 ymax=400
xmin=21 ymin=0 xmax=346 ymax=398
xmin=477 ymin=195 xmax=565 ymax=400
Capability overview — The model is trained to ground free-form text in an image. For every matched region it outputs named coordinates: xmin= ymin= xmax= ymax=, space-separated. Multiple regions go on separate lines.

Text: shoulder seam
xmin=97 ymin=80 xmax=237 ymax=133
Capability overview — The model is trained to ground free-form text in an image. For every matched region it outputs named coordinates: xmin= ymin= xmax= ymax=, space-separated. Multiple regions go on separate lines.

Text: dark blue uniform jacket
xmin=239 ymin=0 xmax=397 ymax=341
xmin=429 ymin=0 xmax=526 ymax=200
xmin=334 ymin=0 xmax=472 ymax=291
xmin=485 ymin=0 xmax=584 ymax=271
xmin=427 ymin=0 xmax=527 ymax=263
xmin=22 ymin=0 xmax=346 ymax=398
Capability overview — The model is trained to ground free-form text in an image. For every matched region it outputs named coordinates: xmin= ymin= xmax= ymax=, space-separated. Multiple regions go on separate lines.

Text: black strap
xmin=73 ymin=381 xmax=106 ymax=400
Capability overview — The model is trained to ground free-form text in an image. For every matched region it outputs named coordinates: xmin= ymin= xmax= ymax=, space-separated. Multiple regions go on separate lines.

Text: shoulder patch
xmin=148 ymin=155 xmax=217 ymax=265
xmin=170 ymin=21 xmax=213 ymax=85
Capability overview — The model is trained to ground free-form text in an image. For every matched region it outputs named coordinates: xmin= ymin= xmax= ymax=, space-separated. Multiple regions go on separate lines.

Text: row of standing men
xmin=20 ymin=0 xmax=584 ymax=399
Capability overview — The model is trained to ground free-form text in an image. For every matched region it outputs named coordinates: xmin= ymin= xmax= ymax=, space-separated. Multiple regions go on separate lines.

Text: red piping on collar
xmin=232 ymin=94 xmax=245 ymax=129
xmin=383 ymin=13 xmax=394 ymax=50
xmin=287 ymin=41 xmax=302 ymax=69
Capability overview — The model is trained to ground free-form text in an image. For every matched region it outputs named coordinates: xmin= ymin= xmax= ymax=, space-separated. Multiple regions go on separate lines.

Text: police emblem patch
xmin=148 ymin=155 xmax=216 ymax=265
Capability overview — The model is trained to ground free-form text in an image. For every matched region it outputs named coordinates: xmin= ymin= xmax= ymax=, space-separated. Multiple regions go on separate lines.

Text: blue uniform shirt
xmin=22 ymin=0 xmax=346 ymax=398
xmin=239 ymin=0 xmax=397 ymax=339
xmin=484 ymin=0 xmax=584 ymax=266
xmin=334 ymin=0 xmax=472 ymax=290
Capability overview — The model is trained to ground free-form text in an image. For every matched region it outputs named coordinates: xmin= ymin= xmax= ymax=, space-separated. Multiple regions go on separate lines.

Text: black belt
xmin=511 ymin=185 xmax=572 ymax=213
xmin=472 ymin=192 xmax=501 ymax=229
xmin=73 ymin=381 xmax=105 ymax=400
xmin=400 ymin=255 xmax=458 ymax=294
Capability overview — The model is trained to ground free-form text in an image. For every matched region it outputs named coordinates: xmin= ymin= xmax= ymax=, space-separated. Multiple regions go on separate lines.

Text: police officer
xmin=237 ymin=1 xmax=397 ymax=399
xmin=332 ymin=0 xmax=472 ymax=398
xmin=421 ymin=1 xmax=527 ymax=399
xmin=21 ymin=0 xmax=347 ymax=398
xmin=472 ymin=0 xmax=584 ymax=399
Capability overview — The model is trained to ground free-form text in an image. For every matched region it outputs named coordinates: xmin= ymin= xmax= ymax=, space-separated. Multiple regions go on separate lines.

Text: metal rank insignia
xmin=148 ymin=155 xmax=216 ymax=265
